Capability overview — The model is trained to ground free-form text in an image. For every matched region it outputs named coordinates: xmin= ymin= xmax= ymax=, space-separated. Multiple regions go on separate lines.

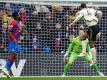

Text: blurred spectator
xmin=35 ymin=5 xmax=50 ymax=13
xmin=0 ymin=13 xmax=2 ymax=50
xmin=0 ymin=3 xmax=4 ymax=10
xmin=40 ymin=5 xmax=50 ymax=13
xmin=68 ymin=6 xmax=77 ymax=15
xmin=10 ymin=3 xmax=19 ymax=12
xmin=19 ymin=8 xmax=27 ymax=24
xmin=46 ymin=13 xmax=53 ymax=20
xmin=5 ymin=3 xmax=11 ymax=11
xmin=42 ymin=46 xmax=51 ymax=54
xmin=36 ymin=22 xmax=42 ymax=30
xmin=55 ymin=23 xmax=62 ymax=49
xmin=32 ymin=35 xmax=38 ymax=50
xmin=51 ymin=3 xmax=61 ymax=12
xmin=55 ymin=23 xmax=62 ymax=29
xmin=1 ymin=3 xmax=12 ymax=52
xmin=32 ymin=10 xmax=38 ymax=16
xmin=20 ymin=21 xmax=30 ymax=52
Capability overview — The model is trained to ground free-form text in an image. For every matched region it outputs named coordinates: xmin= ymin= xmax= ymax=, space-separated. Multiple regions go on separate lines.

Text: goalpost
xmin=0 ymin=0 xmax=107 ymax=77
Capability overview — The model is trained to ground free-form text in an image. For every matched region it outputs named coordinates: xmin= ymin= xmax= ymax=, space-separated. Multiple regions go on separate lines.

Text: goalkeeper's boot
xmin=98 ymin=72 xmax=104 ymax=77
xmin=62 ymin=73 xmax=66 ymax=77
xmin=1 ymin=68 xmax=10 ymax=78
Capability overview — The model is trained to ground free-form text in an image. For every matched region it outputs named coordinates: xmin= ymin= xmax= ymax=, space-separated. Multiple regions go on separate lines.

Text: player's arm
xmin=66 ymin=43 xmax=73 ymax=54
xmin=96 ymin=10 xmax=103 ymax=21
xmin=64 ymin=42 xmax=74 ymax=61
xmin=69 ymin=12 xmax=83 ymax=27
xmin=64 ymin=39 xmax=75 ymax=58
xmin=65 ymin=14 xmax=77 ymax=20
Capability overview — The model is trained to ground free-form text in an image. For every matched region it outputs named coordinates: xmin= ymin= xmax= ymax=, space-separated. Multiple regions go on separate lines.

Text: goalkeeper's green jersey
xmin=66 ymin=36 xmax=90 ymax=54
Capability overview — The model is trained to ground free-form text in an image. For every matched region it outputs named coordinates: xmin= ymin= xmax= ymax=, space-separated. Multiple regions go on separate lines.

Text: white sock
xmin=82 ymin=39 xmax=88 ymax=53
xmin=91 ymin=47 xmax=97 ymax=62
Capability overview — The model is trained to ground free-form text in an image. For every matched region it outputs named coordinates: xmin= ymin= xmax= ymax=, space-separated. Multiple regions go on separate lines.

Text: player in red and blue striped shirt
xmin=2 ymin=12 xmax=22 ymax=78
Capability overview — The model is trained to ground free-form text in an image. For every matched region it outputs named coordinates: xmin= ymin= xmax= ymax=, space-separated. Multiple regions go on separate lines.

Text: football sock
xmin=5 ymin=54 xmax=15 ymax=71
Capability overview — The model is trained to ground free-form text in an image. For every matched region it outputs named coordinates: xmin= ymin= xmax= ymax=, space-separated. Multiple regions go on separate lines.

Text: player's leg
xmin=63 ymin=52 xmax=78 ymax=76
xmin=79 ymin=25 xmax=89 ymax=56
xmin=2 ymin=42 xmax=16 ymax=78
xmin=2 ymin=53 xmax=15 ymax=78
xmin=90 ymin=31 xmax=101 ymax=63
xmin=89 ymin=41 xmax=97 ymax=63
xmin=84 ymin=54 xmax=104 ymax=76
xmin=83 ymin=55 xmax=99 ymax=73
xmin=88 ymin=26 xmax=100 ymax=63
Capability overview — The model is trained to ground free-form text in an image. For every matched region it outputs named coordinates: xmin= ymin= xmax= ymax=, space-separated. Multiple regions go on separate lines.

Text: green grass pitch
xmin=0 ymin=77 xmax=107 ymax=80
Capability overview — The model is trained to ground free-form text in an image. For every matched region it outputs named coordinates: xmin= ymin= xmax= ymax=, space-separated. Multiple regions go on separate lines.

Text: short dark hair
xmin=12 ymin=12 xmax=18 ymax=20
xmin=80 ymin=3 xmax=86 ymax=9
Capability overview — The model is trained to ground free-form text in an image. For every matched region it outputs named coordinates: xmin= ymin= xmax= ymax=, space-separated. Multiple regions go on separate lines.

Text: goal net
xmin=0 ymin=0 xmax=107 ymax=76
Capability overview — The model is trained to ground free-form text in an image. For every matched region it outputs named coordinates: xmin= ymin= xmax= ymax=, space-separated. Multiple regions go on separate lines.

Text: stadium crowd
xmin=0 ymin=2 xmax=106 ymax=54
xmin=0 ymin=2 xmax=80 ymax=54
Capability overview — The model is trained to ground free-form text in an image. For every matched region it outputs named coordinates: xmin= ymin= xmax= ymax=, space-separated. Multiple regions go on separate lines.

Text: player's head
xmin=79 ymin=25 xmax=87 ymax=39
xmin=80 ymin=3 xmax=86 ymax=9
xmin=12 ymin=12 xmax=19 ymax=20
xmin=79 ymin=31 xmax=87 ymax=40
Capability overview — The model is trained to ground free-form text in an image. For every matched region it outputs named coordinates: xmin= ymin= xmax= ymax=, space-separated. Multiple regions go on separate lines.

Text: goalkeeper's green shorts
xmin=68 ymin=52 xmax=92 ymax=64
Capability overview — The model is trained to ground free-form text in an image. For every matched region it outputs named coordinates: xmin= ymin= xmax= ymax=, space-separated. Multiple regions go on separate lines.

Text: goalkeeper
xmin=62 ymin=29 xmax=104 ymax=76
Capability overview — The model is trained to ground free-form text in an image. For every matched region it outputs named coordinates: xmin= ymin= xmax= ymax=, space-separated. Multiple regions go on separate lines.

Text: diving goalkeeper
xmin=62 ymin=29 xmax=104 ymax=76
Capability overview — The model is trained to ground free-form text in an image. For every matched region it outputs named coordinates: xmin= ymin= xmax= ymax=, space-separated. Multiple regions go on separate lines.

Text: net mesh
xmin=0 ymin=1 xmax=107 ymax=76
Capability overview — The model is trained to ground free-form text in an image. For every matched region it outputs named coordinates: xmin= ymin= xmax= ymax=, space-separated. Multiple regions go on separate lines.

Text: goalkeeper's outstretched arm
xmin=64 ymin=39 xmax=75 ymax=59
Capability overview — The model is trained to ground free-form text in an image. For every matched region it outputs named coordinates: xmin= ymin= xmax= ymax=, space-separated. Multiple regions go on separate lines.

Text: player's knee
xmin=90 ymin=63 xmax=94 ymax=67
xmin=89 ymin=41 xmax=95 ymax=48
xmin=89 ymin=61 xmax=95 ymax=66
xmin=88 ymin=60 xmax=94 ymax=65
xmin=8 ymin=54 xmax=16 ymax=61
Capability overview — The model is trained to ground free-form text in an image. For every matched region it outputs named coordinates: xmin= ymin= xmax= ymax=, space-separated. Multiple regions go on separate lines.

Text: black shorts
xmin=86 ymin=25 xmax=100 ymax=41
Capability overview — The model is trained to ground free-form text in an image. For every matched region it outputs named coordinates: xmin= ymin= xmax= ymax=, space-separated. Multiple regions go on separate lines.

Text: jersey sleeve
xmin=66 ymin=38 xmax=75 ymax=54
xmin=72 ymin=11 xmax=83 ymax=24
xmin=77 ymin=10 xmax=84 ymax=15
xmin=69 ymin=11 xmax=82 ymax=20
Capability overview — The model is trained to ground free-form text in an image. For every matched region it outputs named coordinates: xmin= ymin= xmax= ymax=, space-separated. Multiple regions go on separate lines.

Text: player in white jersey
xmin=69 ymin=3 xmax=103 ymax=63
